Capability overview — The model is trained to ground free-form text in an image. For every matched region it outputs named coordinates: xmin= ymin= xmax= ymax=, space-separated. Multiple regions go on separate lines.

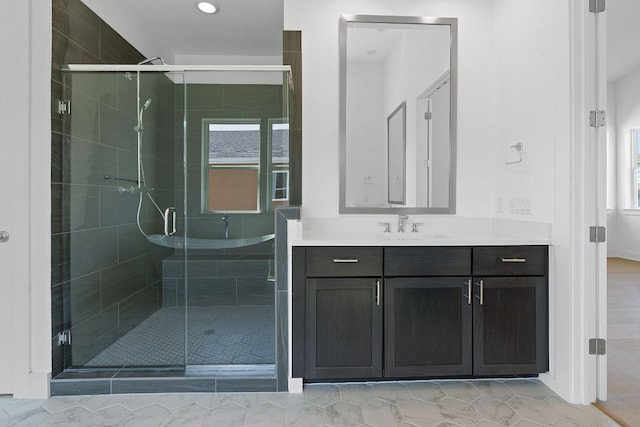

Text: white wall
xmin=608 ymin=65 xmax=640 ymax=260
xmin=606 ymin=82 xmax=618 ymax=252
xmin=284 ymin=0 xmax=496 ymax=218
xmin=285 ymin=0 xmax=597 ymax=404
xmin=491 ymin=0 xmax=563 ymax=222
xmin=491 ymin=0 xmax=596 ymax=404
xmin=0 ymin=0 xmax=52 ymax=398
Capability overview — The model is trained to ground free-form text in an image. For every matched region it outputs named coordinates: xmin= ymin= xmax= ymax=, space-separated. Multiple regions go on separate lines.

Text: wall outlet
xmin=510 ymin=198 xmax=532 ymax=215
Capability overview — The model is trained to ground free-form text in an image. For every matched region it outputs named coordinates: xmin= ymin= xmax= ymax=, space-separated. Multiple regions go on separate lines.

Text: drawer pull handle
xmin=501 ymin=257 xmax=527 ymax=263
xmin=333 ymin=258 xmax=359 ymax=263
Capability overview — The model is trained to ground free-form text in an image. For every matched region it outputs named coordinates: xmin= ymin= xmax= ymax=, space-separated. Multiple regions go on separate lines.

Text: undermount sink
xmin=381 ymin=233 xmax=449 ymax=240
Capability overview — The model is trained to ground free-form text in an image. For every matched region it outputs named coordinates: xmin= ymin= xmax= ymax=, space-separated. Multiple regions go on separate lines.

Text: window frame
xmin=267 ymin=119 xmax=290 ymax=211
xmin=272 ymin=169 xmax=289 ymax=202
xmin=201 ymin=118 xmax=262 ymax=214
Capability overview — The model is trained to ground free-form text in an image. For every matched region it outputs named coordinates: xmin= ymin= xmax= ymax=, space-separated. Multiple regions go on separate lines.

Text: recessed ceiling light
xmin=197 ymin=2 xmax=218 ymax=14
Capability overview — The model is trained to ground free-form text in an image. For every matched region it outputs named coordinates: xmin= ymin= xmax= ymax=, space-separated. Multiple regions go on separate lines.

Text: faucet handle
xmin=379 ymin=222 xmax=391 ymax=233
xmin=412 ymin=222 xmax=424 ymax=233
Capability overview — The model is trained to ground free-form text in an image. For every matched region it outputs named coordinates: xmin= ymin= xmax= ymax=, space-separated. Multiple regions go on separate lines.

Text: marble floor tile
xmin=284 ymin=400 xmax=325 ymax=426
xmin=0 ymin=379 xmax=619 ymax=427
xmin=440 ymin=381 xmax=482 ymax=403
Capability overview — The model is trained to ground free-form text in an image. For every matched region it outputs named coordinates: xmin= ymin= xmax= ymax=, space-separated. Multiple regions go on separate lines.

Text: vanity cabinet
xmin=292 ymin=245 xmax=548 ymax=382
xmin=384 ymin=247 xmax=472 ymax=378
xmin=297 ymin=247 xmax=383 ymax=380
xmin=472 ymin=246 xmax=549 ymax=375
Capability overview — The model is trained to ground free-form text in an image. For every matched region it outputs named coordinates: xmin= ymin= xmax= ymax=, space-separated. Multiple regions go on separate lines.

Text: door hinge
xmin=589 ymin=110 xmax=606 ymax=127
xmin=57 ymin=100 xmax=71 ymax=115
xmin=589 ymin=226 xmax=606 ymax=243
xmin=424 ymin=112 xmax=432 ymax=120
xmin=57 ymin=329 xmax=72 ymax=346
xmin=589 ymin=338 xmax=606 ymax=355
xmin=589 ymin=0 xmax=605 ymax=13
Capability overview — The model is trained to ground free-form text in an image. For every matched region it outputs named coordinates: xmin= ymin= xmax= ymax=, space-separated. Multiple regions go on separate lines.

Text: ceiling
xmin=81 ymin=0 xmax=283 ymax=60
xmin=81 ymin=1 xmax=637 ymax=81
xmin=607 ymin=1 xmax=640 ymax=82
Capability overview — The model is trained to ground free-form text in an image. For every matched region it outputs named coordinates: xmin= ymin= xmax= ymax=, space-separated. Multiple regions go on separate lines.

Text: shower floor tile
xmin=86 ymin=305 xmax=275 ymax=367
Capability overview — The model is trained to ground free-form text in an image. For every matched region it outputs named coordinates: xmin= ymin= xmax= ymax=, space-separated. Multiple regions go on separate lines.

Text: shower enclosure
xmin=52 ymin=64 xmax=291 ymax=392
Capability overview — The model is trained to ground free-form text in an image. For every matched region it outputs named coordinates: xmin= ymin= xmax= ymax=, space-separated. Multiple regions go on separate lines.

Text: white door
xmin=0 ymin=1 xmax=35 ymax=395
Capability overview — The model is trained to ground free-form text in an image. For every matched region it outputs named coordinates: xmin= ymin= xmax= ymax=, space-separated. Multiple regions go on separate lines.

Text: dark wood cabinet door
xmin=305 ymin=278 xmax=382 ymax=379
xmin=473 ymin=277 xmax=548 ymax=375
xmin=384 ymin=278 xmax=473 ymax=378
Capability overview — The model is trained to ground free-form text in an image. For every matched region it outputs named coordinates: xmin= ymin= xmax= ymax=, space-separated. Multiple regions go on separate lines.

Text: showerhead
xmin=143 ymin=98 xmax=152 ymax=110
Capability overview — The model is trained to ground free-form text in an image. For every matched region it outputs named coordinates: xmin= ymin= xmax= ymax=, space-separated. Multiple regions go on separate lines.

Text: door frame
xmin=0 ymin=0 xmax=52 ymax=398
xmin=563 ymin=0 xmax=608 ymax=403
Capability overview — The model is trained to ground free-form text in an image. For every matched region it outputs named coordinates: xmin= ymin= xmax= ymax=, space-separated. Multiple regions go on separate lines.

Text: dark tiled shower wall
xmin=284 ymin=31 xmax=302 ymax=205
xmin=173 ymin=83 xmax=286 ymax=242
xmin=51 ymin=0 xmax=175 ymax=374
xmin=162 ymin=254 xmax=275 ymax=307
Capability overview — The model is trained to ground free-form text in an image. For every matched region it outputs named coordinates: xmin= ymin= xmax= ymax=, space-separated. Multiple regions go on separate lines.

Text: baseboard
xmin=12 ymin=371 xmax=51 ymax=399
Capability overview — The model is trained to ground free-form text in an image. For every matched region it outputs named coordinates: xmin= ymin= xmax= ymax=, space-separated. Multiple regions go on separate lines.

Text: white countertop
xmin=292 ymin=230 xmax=551 ymax=247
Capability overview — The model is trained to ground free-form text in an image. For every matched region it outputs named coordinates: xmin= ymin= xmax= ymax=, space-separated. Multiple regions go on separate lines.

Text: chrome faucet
xmin=398 ymin=214 xmax=409 ymax=233
xmin=221 ymin=215 xmax=229 ymax=239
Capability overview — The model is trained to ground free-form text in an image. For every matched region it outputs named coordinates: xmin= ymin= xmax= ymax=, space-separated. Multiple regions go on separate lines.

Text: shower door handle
xmin=164 ymin=207 xmax=176 ymax=236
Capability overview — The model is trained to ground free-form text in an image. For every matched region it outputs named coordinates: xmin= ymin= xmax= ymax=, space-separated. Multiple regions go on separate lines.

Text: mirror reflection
xmin=339 ymin=15 xmax=457 ymax=214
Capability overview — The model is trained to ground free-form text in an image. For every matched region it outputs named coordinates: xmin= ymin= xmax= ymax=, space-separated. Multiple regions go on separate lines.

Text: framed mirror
xmin=339 ymin=14 xmax=457 ymax=214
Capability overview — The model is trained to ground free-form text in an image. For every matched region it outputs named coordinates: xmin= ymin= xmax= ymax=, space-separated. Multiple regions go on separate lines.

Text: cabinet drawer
xmin=384 ymin=247 xmax=471 ymax=276
xmin=473 ymin=246 xmax=547 ymax=276
xmin=306 ymin=247 xmax=383 ymax=277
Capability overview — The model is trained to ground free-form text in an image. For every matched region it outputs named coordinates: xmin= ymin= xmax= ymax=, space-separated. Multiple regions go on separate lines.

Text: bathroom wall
xmin=284 ymin=0 xmax=496 ymax=218
xmin=51 ymin=0 xmax=174 ymax=372
xmin=174 ymin=82 xmax=287 ymax=240
xmin=490 ymin=0 xmax=578 ymax=400
xmin=608 ymin=63 xmax=640 ymax=260
xmin=491 ymin=0 xmax=567 ymax=223
xmin=284 ymin=0 xmax=597 ymax=404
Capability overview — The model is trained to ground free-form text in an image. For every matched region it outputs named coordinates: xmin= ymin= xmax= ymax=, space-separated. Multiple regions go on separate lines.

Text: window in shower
xmin=203 ymin=119 xmax=261 ymax=213
xmin=270 ymin=121 xmax=290 ymax=209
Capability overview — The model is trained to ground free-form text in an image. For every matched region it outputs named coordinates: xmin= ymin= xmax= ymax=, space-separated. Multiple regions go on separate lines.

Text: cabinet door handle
xmin=501 ymin=257 xmax=526 ymax=263
xmin=475 ymin=280 xmax=484 ymax=305
xmin=333 ymin=258 xmax=359 ymax=263
xmin=464 ymin=279 xmax=472 ymax=305
xmin=375 ymin=280 xmax=381 ymax=306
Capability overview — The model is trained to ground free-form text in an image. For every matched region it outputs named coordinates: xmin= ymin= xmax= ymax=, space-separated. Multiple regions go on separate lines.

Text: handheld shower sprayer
xmin=134 ymin=98 xmax=152 ymax=133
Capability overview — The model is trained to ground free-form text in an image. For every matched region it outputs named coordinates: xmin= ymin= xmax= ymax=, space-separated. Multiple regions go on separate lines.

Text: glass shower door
xmin=182 ymin=70 xmax=290 ymax=370
xmin=58 ymin=70 xmax=187 ymax=369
